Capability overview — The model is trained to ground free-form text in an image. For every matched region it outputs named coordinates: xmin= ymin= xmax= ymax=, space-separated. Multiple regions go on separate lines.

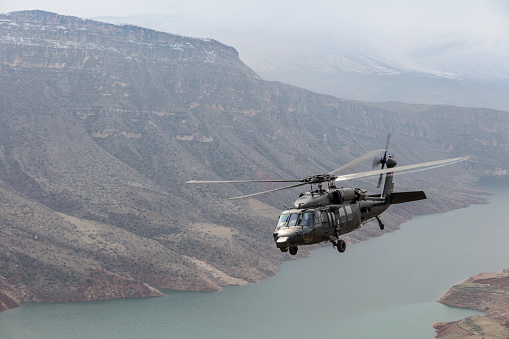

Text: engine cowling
xmin=329 ymin=188 xmax=356 ymax=203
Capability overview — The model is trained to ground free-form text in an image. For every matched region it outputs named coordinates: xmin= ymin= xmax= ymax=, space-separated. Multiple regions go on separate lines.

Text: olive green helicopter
xmin=187 ymin=135 xmax=469 ymax=255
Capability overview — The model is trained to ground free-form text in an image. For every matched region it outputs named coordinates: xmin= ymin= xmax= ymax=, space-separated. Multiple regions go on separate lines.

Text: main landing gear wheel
xmin=280 ymin=247 xmax=288 ymax=253
xmin=289 ymin=246 xmax=298 ymax=255
xmin=337 ymin=239 xmax=346 ymax=253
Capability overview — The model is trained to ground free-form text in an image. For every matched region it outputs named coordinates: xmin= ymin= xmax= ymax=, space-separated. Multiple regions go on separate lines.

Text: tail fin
xmin=380 ymin=154 xmax=426 ymax=204
xmin=381 ymin=170 xmax=426 ymax=203
xmin=382 ymin=172 xmax=394 ymax=198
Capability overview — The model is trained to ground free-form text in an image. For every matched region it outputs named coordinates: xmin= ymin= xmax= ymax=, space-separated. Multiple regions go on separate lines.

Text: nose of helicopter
xmin=273 ymin=228 xmax=300 ymax=248
xmin=275 ymin=235 xmax=292 ymax=248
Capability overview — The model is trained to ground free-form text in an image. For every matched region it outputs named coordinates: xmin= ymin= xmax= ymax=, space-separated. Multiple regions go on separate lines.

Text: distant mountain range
xmin=96 ymin=14 xmax=509 ymax=112
xmin=249 ymin=51 xmax=509 ymax=112
xmin=0 ymin=10 xmax=507 ymax=309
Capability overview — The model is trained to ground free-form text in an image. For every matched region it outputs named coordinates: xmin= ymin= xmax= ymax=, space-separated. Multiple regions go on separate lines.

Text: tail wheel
xmin=337 ymin=239 xmax=346 ymax=253
xmin=289 ymin=246 xmax=298 ymax=255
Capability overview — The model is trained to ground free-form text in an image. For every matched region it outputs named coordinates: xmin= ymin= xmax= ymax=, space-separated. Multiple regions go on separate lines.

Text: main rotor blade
xmin=384 ymin=133 xmax=392 ymax=151
xmin=334 ymin=156 xmax=470 ymax=182
xmin=186 ymin=179 xmax=303 ymax=184
xmin=228 ymin=182 xmax=308 ymax=200
xmin=328 ymin=149 xmax=386 ymax=176
xmin=189 ymin=148 xmax=387 ymax=185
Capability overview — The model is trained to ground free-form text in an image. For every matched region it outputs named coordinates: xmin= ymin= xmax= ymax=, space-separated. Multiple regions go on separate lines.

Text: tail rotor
xmin=372 ymin=134 xmax=391 ymax=188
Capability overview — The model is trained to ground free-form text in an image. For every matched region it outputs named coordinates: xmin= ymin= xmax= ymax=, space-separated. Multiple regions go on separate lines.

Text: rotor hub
xmin=303 ymin=174 xmax=336 ymax=184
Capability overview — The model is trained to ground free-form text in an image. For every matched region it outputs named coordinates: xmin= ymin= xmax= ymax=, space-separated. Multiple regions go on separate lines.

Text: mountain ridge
xmin=95 ymin=13 xmax=509 ymax=112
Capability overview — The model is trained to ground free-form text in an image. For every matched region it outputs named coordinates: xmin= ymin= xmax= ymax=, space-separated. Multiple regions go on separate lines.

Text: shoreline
xmin=434 ymin=269 xmax=509 ymax=338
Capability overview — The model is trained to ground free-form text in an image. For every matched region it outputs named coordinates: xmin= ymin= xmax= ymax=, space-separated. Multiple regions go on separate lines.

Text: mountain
xmin=96 ymin=14 xmax=509 ymax=112
xmin=245 ymin=51 xmax=509 ymax=112
xmin=0 ymin=10 xmax=507 ymax=309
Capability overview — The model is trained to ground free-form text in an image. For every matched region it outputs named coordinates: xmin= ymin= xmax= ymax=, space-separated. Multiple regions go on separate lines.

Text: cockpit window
xmin=278 ymin=212 xmax=315 ymax=229
xmin=277 ymin=214 xmax=290 ymax=228
xmin=297 ymin=212 xmax=314 ymax=227
xmin=287 ymin=213 xmax=299 ymax=226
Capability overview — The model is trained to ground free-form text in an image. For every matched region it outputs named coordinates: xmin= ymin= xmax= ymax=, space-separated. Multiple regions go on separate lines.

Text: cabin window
xmin=321 ymin=211 xmax=328 ymax=224
xmin=314 ymin=212 xmax=322 ymax=225
xmin=298 ymin=212 xmax=314 ymax=228
xmin=339 ymin=208 xmax=346 ymax=223
xmin=345 ymin=205 xmax=353 ymax=221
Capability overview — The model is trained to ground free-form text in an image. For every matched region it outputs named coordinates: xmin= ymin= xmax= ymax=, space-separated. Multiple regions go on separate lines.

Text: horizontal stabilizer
xmin=390 ymin=191 xmax=426 ymax=204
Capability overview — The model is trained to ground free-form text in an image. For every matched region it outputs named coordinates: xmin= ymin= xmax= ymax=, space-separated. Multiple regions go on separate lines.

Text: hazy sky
xmin=2 ymin=0 xmax=508 ymax=67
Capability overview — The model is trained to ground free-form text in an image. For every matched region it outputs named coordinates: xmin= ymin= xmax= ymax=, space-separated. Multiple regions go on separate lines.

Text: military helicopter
xmin=187 ymin=135 xmax=469 ymax=255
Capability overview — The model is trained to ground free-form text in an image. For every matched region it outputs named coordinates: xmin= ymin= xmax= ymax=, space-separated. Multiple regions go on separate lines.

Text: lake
xmin=1 ymin=176 xmax=508 ymax=338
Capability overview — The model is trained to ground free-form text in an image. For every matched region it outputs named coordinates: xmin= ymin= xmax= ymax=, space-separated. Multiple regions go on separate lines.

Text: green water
xmin=1 ymin=177 xmax=508 ymax=338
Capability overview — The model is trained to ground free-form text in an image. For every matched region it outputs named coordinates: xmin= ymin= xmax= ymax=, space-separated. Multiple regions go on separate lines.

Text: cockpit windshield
xmin=276 ymin=211 xmax=314 ymax=229
xmin=287 ymin=213 xmax=299 ymax=226
xmin=277 ymin=213 xmax=290 ymax=228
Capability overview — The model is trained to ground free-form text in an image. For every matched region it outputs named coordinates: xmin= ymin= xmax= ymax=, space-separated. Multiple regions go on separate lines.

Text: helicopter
xmin=187 ymin=135 xmax=470 ymax=255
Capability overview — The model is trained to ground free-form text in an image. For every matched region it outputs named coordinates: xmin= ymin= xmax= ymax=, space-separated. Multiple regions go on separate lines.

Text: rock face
xmin=435 ymin=269 xmax=509 ymax=338
xmin=0 ymin=10 xmax=508 ymax=309
xmin=0 ymin=280 xmax=20 ymax=311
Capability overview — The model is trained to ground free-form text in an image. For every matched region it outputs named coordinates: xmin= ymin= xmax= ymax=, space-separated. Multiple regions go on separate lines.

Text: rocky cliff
xmin=0 ymin=10 xmax=507 ymax=309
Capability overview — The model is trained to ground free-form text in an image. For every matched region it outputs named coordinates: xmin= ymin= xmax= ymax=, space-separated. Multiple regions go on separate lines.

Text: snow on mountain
xmin=315 ymin=53 xmax=460 ymax=79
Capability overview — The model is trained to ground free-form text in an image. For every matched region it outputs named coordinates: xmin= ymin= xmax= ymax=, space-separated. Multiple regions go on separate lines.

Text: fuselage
xmin=273 ymin=188 xmax=390 ymax=250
